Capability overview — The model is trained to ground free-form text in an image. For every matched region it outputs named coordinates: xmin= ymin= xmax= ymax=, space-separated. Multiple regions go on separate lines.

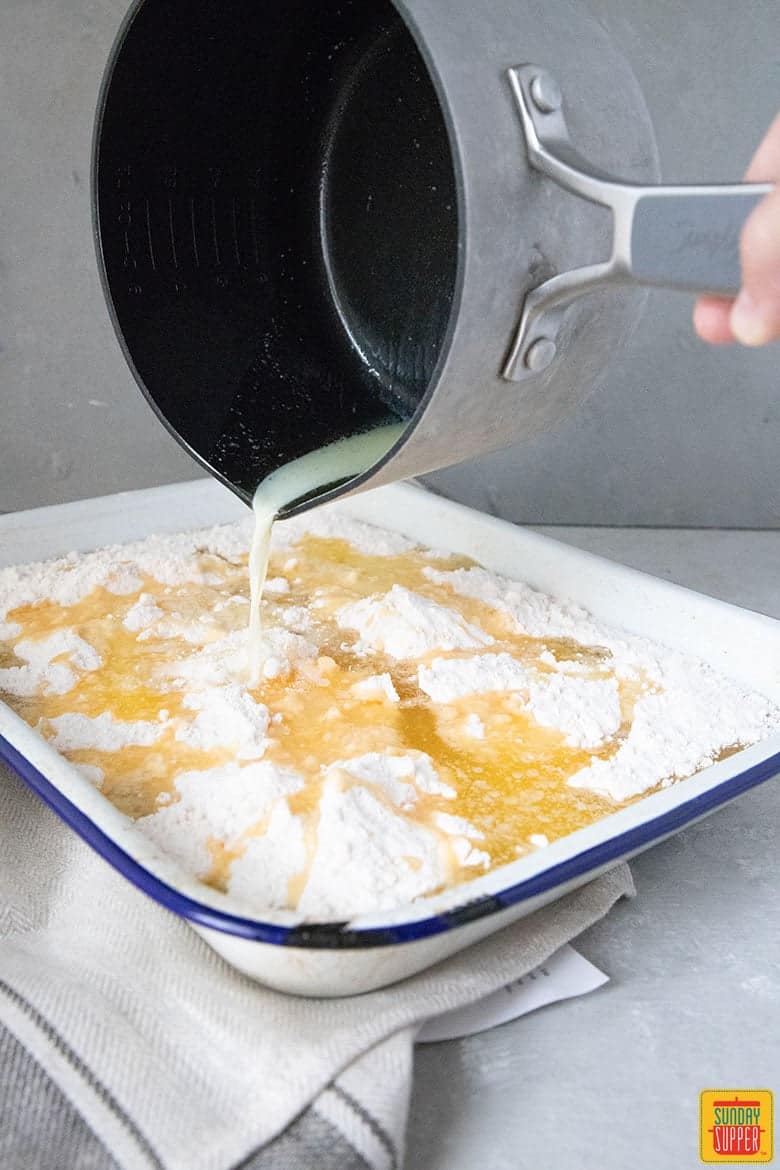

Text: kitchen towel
xmin=0 ymin=762 xmax=633 ymax=1170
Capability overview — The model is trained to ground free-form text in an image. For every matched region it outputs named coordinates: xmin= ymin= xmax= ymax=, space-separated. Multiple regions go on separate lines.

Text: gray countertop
xmin=407 ymin=527 xmax=780 ymax=1170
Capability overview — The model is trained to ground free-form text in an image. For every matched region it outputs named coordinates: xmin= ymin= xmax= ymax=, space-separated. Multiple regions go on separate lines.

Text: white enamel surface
xmin=1 ymin=480 xmax=778 ymax=996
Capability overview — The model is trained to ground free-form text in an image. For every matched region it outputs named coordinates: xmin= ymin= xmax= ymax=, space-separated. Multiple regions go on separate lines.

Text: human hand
xmin=694 ymin=112 xmax=780 ymax=347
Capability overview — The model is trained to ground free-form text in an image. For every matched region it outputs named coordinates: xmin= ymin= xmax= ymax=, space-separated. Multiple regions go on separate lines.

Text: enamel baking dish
xmin=1 ymin=480 xmax=779 ymax=996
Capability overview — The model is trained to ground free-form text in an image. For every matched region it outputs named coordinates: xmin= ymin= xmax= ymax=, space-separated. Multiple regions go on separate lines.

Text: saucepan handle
xmin=625 ymin=185 xmax=769 ymax=297
xmin=504 ymin=65 xmax=774 ymax=380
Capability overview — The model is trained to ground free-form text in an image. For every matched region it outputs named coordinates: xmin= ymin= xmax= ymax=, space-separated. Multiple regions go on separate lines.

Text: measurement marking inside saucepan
xmin=210 ymin=196 xmax=221 ymax=266
xmin=189 ymin=197 xmax=200 ymax=268
xmin=250 ymin=198 xmax=260 ymax=266
xmin=232 ymin=197 xmax=241 ymax=266
xmin=168 ymin=197 xmax=179 ymax=270
xmin=144 ymin=199 xmax=157 ymax=271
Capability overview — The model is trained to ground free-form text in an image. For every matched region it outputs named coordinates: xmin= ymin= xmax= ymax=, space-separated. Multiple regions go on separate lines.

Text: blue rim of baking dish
xmin=2 ymin=729 xmax=779 ymax=948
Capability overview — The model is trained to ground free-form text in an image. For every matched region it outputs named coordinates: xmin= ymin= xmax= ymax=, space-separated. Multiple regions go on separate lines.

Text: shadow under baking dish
xmin=1 ymin=480 xmax=779 ymax=993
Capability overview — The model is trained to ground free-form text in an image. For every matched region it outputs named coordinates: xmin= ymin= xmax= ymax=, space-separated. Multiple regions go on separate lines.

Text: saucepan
xmin=93 ymin=0 xmax=771 ymax=513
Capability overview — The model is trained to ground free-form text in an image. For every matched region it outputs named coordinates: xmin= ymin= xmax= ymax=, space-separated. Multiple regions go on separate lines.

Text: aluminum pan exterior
xmin=301 ymin=0 xmax=662 ymax=511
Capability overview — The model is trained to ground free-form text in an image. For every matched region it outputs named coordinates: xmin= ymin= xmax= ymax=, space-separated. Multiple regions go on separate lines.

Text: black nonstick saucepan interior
xmin=94 ymin=0 xmax=458 ymax=500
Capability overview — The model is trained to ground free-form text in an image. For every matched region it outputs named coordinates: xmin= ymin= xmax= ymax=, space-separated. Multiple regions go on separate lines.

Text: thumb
xmin=731 ymin=112 xmax=780 ymax=346
xmin=730 ymin=186 xmax=780 ymax=346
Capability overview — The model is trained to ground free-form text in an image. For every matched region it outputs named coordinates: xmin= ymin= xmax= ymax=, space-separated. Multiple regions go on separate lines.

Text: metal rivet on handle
xmin=524 ymin=337 xmax=557 ymax=372
xmin=529 ymin=73 xmax=562 ymax=114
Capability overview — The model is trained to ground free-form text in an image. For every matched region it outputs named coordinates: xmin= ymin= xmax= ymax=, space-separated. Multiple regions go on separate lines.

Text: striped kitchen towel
xmin=0 ymin=763 xmax=632 ymax=1170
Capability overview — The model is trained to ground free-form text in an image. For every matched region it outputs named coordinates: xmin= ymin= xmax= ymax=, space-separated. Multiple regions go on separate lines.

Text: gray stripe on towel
xmin=0 ymin=1022 xmax=120 ymax=1170
xmin=235 ymin=1109 xmax=371 ymax=1170
xmin=0 ymin=976 xmax=165 ymax=1169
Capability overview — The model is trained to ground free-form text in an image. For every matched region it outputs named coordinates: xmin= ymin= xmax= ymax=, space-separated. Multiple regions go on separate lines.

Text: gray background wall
xmin=1 ymin=0 xmax=778 ymax=524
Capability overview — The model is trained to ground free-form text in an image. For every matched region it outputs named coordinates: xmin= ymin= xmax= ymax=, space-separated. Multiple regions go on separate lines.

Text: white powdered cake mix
xmin=337 ymin=585 xmax=494 ymax=659
xmin=1 ymin=507 xmax=779 ymax=922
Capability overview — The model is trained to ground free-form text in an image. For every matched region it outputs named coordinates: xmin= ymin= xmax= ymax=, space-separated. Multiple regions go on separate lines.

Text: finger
xmin=744 ymin=111 xmax=780 ymax=182
xmin=693 ymin=297 xmax=736 ymax=344
xmin=730 ymin=185 xmax=780 ymax=346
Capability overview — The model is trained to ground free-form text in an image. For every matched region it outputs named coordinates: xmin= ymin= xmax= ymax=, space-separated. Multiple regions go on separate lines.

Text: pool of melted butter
xmin=1 ymin=534 xmax=646 ymax=901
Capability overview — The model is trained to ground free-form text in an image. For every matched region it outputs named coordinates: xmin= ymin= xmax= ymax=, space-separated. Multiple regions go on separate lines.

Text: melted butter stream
xmin=1 ymin=535 xmax=650 ymax=902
